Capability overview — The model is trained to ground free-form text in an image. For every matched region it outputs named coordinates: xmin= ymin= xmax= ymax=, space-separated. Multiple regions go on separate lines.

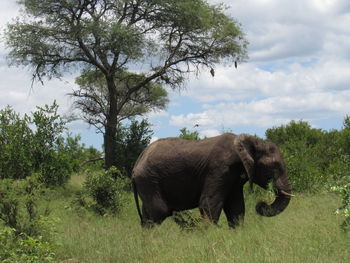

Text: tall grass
xmin=47 ymin=176 xmax=349 ymax=263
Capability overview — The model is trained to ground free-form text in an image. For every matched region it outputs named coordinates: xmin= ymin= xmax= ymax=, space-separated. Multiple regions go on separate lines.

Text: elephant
xmin=132 ymin=133 xmax=292 ymax=228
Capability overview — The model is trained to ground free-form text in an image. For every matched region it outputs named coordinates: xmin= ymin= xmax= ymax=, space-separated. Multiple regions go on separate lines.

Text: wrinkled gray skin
xmin=132 ymin=133 xmax=292 ymax=228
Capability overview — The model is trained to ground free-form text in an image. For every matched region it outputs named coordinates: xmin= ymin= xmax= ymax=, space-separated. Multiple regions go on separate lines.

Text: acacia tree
xmin=5 ymin=0 xmax=248 ymax=168
xmin=72 ymin=70 xmax=168 ymax=134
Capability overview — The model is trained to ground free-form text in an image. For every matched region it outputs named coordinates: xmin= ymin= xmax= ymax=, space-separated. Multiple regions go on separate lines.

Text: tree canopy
xmin=5 ymin=0 xmax=248 ymax=168
xmin=73 ymin=70 xmax=168 ymax=133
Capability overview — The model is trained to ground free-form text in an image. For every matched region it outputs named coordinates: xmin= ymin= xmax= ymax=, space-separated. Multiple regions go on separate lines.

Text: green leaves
xmin=331 ymin=181 xmax=350 ymax=232
xmin=0 ymin=107 xmax=33 ymax=179
xmin=266 ymin=120 xmax=350 ymax=192
xmin=179 ymin=127 xmax=200 ymax=140
xmin=73 ymin=69 xmax=168 ymax=131
xmin=0 ymin=102 xmax=84 ymax=186
xmin=79 ymin=166 xmax=130 ymax=215
xmin=115 ymin=119 xmax=153 ymax=177
xmin=0 ymin=178 xmax=57 ymax=263
xmin=6 ymin=0 xmax=247 ymax=82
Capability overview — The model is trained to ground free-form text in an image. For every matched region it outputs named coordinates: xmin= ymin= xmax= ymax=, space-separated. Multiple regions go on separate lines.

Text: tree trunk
xmin=104 ymin=122 xmax=117 ymax=169
xmin=104 ymin=75 xmax=119 ymax=169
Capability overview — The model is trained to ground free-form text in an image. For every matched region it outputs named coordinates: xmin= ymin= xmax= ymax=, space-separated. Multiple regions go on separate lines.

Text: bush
xmin=0 ymin=102 xmax=85 ymax=186
xmin=0 ymin=178 xmax=57 ymax=262
xmin=282 ymin=141 xmax=325 ymax=192
xmin=0 ymin=107 xmax=33 ymax=179
xmin=179 ymin=127 xmax=200 ymax=140
xmin=0 ymin=177 xmax=51 ymax=237
xmin=266 ymin=120 xmax=350 ymax=192
xmin=330 ymin=155 xmax=350 ymax=232
xmin=76 ymin=167 xmax=130 ymax=215
xmin=0 ymin=226 xmax=56 ymax=263
xmin=331 ymin=182 xmax=350 ymax=232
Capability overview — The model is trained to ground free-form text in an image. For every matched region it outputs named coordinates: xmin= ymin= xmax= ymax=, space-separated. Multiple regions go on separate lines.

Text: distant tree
xmin=343 ymin=115 xmax=350 ymax=130
xmin=115 ymin=119 xmax=153 ymax=177
xmin=72 ymin=69 xmax=168 ymax=138
xmin=179 ymin=127 xmax=200 ymax=140
xmin=265 ymin=120 xmax=323 ymax=147
xmin=5 ymin=0 xmax=248 ymax=168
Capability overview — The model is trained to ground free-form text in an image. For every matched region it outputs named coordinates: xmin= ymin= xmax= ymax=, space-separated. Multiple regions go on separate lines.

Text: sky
xmin=1 ymin=0 xmax=350 ymax=149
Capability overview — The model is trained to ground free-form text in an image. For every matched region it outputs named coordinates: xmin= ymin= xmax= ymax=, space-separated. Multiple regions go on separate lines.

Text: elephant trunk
xmin=256 ymin=174 xmax=292 ymax=217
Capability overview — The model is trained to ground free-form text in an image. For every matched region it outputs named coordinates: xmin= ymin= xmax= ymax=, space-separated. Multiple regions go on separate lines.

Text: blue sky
xmin=1 ymin=0 xmax=350 ymax=150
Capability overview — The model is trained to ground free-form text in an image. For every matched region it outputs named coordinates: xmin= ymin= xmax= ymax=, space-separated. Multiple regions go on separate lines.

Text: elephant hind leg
xmin=141 ymin=196 xmax=171 ymax=227
xmin=135 ymin=177 xmax=171 ymax=227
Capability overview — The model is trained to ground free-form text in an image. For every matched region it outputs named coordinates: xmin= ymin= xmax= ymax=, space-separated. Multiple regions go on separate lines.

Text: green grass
xmin=46 ymin=175 xmax=349 ymax=263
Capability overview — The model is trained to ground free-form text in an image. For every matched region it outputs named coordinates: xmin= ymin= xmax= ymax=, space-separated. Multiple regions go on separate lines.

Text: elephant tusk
xmin=280 ymin=190 xmax=295 ymax=197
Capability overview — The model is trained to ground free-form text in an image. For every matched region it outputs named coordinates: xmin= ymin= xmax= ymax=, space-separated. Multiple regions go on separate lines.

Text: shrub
xmin=0 ymin=102 xmax=85 ymax=186
xmin=0 ymin=107 xmax=33 ymax=179
xmin=266 ymin=120 xmax=350 ymax=192
xmin=282 ymin=141 xmax=325 ymax=192
xmin=179 ymin=127 xmax=200 ymax=140
xmin=0 ymin=177 xmax=51 ymax=237
xmin=331 ymin=182 xmax=350 ymax=232
xmin=0 ymin=178 xmax=57 ymax=262
xmin=0 ymin=226 xmax=56 ymax=263
xmin=330 ymin=155 xmax=350 ymax=232
xmin=77 ymin=167 xmax=130 ymax=215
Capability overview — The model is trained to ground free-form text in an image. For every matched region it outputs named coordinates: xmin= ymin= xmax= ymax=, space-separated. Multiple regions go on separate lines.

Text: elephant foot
xmin=141 ymin=219 xmax=156 ymax=229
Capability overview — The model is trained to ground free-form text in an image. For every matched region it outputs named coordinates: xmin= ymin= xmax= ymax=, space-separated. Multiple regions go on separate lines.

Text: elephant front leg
xmin=223 ymin=186 xmax=245 ymax=228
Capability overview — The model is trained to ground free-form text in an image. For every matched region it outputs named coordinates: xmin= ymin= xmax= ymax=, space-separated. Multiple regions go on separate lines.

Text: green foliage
xmin=73 ymin=70 xmax=169 ymax=132
xmin=77 ymin=167 xmax=130 ymax=215
xmin=179 ymin=128 xmax=200 ymax=140
xmin=0 ymin=106 xmax=33 ymax=179
xmin=30 ymin=102 xmax=84 ymax=186
xmin=6 ymin=0 xmax=247 ymax=82
xmin=0 ymin=102 xmax=85 ymax=186
xmin=80 ymin=146 xmax=104 ymax=171
xmin=330 ymin=150 xmax=350 ymax=232
xmin=0 ymin=177 xmax=50 ymax=237
xmin=343 ymin=115 xmax=350 ymax=130
xmin=266 ymin=120 xmax=350 ymax=193
xmin=115 ymin=120 xmax=153 ymax=177
xmin=172 ymin=210 xmax=201 ymax=230
xmin=331 ymin=182 xmax=350 ymax=232
xmin=0 ymin=227 xmax=56 ymax=263
xmin=0 ymin=177 xmax=57 ymax=262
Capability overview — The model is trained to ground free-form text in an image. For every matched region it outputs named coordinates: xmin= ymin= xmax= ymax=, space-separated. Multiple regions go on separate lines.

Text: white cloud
xmin=1 ymin=0 xmax=350 ymax=143
xmin=218 ymin=0 xmax=350 ymax=63
xmin=201 ymin=129 xmax=220 ymax=138
xmin=170 ymin=112 xmax=213 ymax=127
xmin=0 ymin=65 xmax=76 ymax=115
xmin=170 ymin=89 xmax=350 ymax=130
xmin=171 ymin=54 xmax=350 ymax=131
xmin=185 ymin=56 xmax=350 ymax=107
xmin=150 ymin=136 xmax=159 ymax=143
xmin=146 ymin=110 xmax=169 ymax=119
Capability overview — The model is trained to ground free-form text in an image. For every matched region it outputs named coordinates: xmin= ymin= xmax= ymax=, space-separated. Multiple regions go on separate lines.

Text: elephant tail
xmin=132 ymin=178 xmax=143 ymax=224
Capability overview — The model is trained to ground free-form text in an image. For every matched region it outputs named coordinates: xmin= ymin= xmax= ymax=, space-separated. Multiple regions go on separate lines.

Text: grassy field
xmin=47 ymin=174 xmax=349 ymax=263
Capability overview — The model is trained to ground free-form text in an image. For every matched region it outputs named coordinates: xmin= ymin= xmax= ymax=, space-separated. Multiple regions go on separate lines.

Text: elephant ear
xmin=234 ymin=134 xmax=255 ymax=183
